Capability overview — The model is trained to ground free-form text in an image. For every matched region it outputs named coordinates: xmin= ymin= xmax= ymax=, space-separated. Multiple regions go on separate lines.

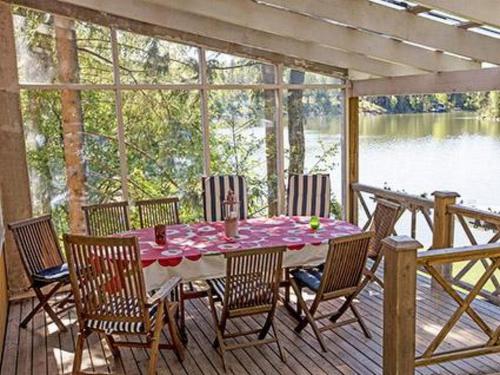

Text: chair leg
xmin=207 ymin=290 xmax=227 ymax=371
xmin=104 ymin=334 xmax=120 ymax=357
xmin=21 ymin=284 xmax=61 ymax=328
xmin=166 ymin=301 xmax=185 ymax=362
xmin=258 ymin=309 xmax=275 ymax=340
xmin=73 ymin=332 xmax=86 ymax=375
xmin=351 ymin=305 xmax=372 ymax=339
xmin=32 ymin=285 xmax=67 ymax=332
xmin=290 ymin=280 xmax=326 ymax=352
xmin=329 ymin=295 xmax=354 ymax=323
xmin=272 ymin=321 xmax=286 ymax=363
xmin=148 ymin=303 xmax=164 ymax=375
xmin=179 ymin=286 xmax=188 ymax=344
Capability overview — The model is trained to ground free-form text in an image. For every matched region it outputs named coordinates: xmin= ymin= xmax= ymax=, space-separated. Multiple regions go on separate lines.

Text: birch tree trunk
xmin=261 ymin=65 xmax=278 ymax=216
xmin=54 ymin=16 xmax=87 ymax=234
xmin=287 ymin=70 xmax=305 ymax=174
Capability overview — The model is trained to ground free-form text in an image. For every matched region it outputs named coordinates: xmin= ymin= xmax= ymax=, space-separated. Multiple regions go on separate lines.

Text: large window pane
xmin=20 ymin=90 xmax=68 ymax=232
xmin=283 ymin=85 xmax=343 ymax=217
xmin=209 ymin=89 xmax=279 ymax=216
xmin=118 ymin=31 xmax=199 ymax=84
xmin=207 ymin=51 xmax=276 ymax=85
xmin=282 ymin=68 xmax=343 ymax=85
xmin=13 ymin=8 xmax=58 ymax=84
xmin=80 ymin=91 xmax=122 ymax=203
xmin=74 ymin=22 xmax=113 ymax=84
xmin=122 ymin=90 xmax=203 ymax=221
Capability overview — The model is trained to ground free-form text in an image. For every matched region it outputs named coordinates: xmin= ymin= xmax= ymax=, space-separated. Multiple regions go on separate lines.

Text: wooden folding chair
xmin=8 ymin=215 xmax=72 ymax=332
xmin=82 ymin=201 xmax=130 ymax=236
xmin=206 ymin=247 xmax=286 ymax=370
xmin=136 ymin=197 xmax=180 ymax=228
xmin=361 ymin=199 xmax=400 ymax=288
xmin=290 ymin=232 xmax=374 ymax=352
xmin=202 ymin=175 xmax=248 ymax=222
xmin=286 ymin=174 xmax=331 ymax=218
xmin=64 ymin=234 xmax=185 ymax=375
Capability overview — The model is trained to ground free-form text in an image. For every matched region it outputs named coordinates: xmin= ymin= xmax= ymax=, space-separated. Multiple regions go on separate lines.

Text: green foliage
xmin=15 ymin=8 xmax=343 ymax=233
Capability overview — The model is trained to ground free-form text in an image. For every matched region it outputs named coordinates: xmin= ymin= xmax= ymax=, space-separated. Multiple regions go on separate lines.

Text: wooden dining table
xmin=116 ymin=216 xmax=361 ymax=291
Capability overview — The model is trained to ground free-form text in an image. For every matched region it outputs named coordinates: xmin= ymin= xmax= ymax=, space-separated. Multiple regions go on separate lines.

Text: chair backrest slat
xmin=202 ymin=175 xmax=248 ymax=222
xmin=224 ymin=247 xmax=284 ymax=311
xmin=136 ymin=197 xmax=180 ymax=228
xmin=64 ymin=234 xmax=150 ymax=326
xmin=319 ymin=232 xmax=373 ymax=296
xmin=82 ymin=201 xmax=130 ymax=236
xmin=287 ymin=174 xmax=331 ymax=218
xmin=368 ymin=199 xmax=400 ymax=258
xmin=8 ymin=215 xmax=64 ymax=278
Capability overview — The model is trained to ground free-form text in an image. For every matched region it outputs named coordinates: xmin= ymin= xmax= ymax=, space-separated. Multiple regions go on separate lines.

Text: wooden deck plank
xmin=3 ymin=279 xmax=500 ymax=375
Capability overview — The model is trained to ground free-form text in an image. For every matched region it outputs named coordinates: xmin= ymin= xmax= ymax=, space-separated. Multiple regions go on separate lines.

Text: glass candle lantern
xmin=223 ymin=190 xmax=239 ymax=238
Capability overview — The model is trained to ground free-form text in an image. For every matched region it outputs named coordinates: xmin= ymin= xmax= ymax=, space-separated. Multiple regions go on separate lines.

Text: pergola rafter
xmin=416 ymin=0 xmax=500 ymax=28
xmin=42 ymin=0 xmax=424 ymax=78
xmin=258 ymin=0 xmax=499 ymax=65
xmin=140 ymin=0 xmax=482 ymax=73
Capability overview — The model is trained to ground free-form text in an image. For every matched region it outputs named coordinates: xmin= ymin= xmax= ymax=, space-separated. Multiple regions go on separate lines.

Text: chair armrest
xmin=147 ymin=276 xmax=182 ymax=305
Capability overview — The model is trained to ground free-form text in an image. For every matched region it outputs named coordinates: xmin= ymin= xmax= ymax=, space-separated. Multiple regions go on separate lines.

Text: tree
xmin=287 ymin=70 xmax=305 ymax=174
xmin=54 ymin=16 xmax=87 ymax=234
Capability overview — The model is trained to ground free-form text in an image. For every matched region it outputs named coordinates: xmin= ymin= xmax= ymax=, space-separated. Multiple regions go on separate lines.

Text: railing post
xmin=431 ymin=191 xmax=460 ymax=288
xmin=383 ymin=236 xmax=421 ymax=375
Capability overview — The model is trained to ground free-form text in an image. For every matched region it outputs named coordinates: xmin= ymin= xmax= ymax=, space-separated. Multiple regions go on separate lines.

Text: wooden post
xmin=383 ymin=235 xmax=421 ymax=375
xmin=0 ymin=2 xmax=32 ymax=293
xmin=431 ymin=191 xmax=460 ymax=288
xmin=343 ymin=90 xmax=359 ymax=224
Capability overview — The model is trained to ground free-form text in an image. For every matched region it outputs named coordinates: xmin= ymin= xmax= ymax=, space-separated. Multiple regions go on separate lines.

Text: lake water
xmin=359 ymin=112 xmax=500 ymax=210
xmin=303 ymin=112 xmax=500 ymax=213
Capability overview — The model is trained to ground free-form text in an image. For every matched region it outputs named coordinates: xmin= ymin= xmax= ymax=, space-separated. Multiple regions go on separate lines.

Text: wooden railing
xmin=383 ymin=237 xmax=500 ymax=374
xmin=351 ymin=183 xmax=434 ymax=238
xmin=448 ymin=204 xmax=500 ymax=304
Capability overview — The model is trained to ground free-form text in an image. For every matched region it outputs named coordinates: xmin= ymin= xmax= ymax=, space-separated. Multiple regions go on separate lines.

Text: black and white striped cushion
xmin=202 ymin=175 xmax=248 ymax=222
xmin=85 ymin=299 xmax=158 ymax=334
xmin=287 ymin=174 xmax=331 ymax=218
xmin=206 ymin=277 xmax=226 ymax=301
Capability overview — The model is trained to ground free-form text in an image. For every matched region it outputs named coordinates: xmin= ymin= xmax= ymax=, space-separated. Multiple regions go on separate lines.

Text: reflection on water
xmin=357 ymin=112 xmax=500 ymax=210
xmin=360 ymin=112 xmax=500 ymax=140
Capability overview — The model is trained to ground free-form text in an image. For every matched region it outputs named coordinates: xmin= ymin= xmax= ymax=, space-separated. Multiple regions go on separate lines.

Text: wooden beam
xmin=43 ymin=0 xmax=426 ymax=78
xmin=261 ymin=0 xmax=495 ymax=65
xmin=344 ymin=95 xmax=359 ymax=225
xmin=142 ymin=0 xmax=477 ymax=73
xmin=2 ymin=0 xmax=341 ymax=79
xmin=352 ymin=67 xmax=500 ymax=96
xmin=0 ymin=2 xmax=32 ymax=293
xmin=416 ymin=0 xmax=500 ymax=28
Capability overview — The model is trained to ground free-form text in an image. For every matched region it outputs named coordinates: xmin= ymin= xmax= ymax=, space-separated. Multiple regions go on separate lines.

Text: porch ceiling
xmin=11 ymin=0 xmax=500 ymax=94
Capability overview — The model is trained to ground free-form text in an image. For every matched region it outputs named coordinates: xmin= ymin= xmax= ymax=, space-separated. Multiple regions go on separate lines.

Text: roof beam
xmin=416 ymin=0 xmax=500 ymax=28
xmin=260 ymin=0 xmax=497 ymax=65
xmin=11 ymin=0 xmax=426 ymax=77
xmin=352 ymin=67 xmax=500 ymax=96
xmin=144 ymin=0 xmax=479 ymax=73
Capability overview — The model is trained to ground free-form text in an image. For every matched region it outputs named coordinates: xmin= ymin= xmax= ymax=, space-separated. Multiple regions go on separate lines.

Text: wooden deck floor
xmin=2 ymin=275 xmax=500 ymax=375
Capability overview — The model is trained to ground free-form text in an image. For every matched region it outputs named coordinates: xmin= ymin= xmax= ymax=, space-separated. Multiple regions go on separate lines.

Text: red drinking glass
xmin=154 ymin=224 xmax=166 ymax=245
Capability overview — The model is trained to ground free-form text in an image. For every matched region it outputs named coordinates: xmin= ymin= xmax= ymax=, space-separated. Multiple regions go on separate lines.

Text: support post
xmin=342 ymin=86 xmax=359 ymax=224
xmin=431 ymin=191 xmax=460 ymax=288
xmin=0 ymin=2 xmax=32 ymax=293
xmin=383 ymin=235 xmax=421 ymax=375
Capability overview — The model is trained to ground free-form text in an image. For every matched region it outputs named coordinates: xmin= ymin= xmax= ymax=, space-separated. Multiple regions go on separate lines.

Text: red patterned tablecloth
xmin=118 ymin=216 xmax=360 ymax=268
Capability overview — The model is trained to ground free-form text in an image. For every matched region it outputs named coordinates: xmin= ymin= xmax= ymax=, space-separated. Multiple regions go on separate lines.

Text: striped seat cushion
xmin=85 ymin=298 xmax=158 ymax=334
xmin=206 ymin=277 xmax=226 ymax=301
xmin=287 ymin=174 xmax=331 ymax=218
xmin=202 ymin=175 xmax=248 ymax=222
xmin=32 ymin=263 xmax=69 ymax=284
